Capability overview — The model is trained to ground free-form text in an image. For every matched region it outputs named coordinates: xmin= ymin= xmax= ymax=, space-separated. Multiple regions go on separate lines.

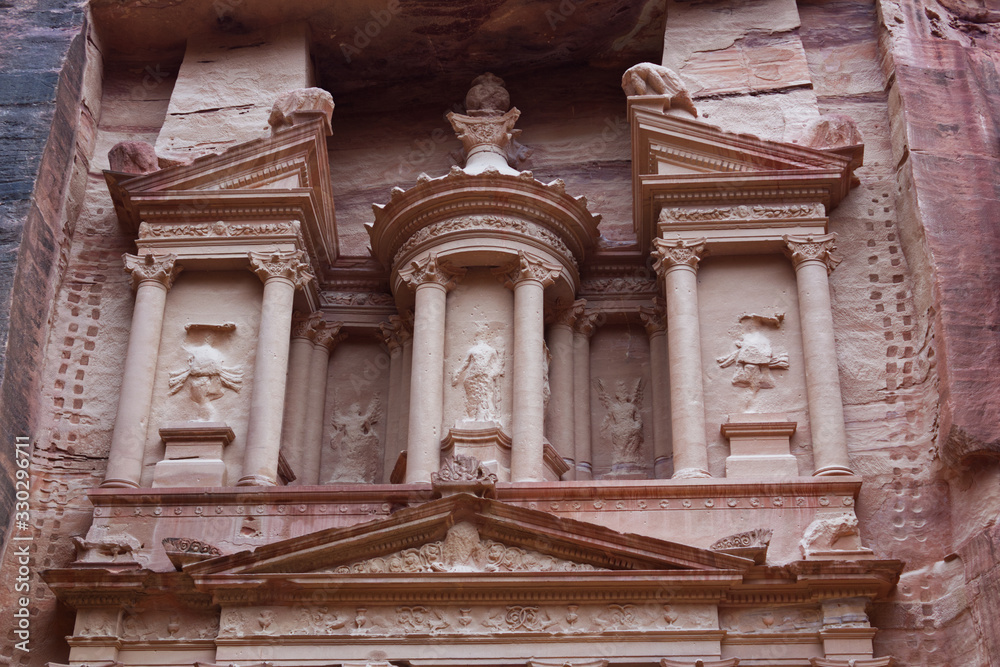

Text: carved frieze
xmin=162 ymin=537 xmax=222 ymax=569
xmin=323 ymin=291 xmax=396 ymax=307
xmin=659 ymin=203 xmax=825 ymax=223
xmin=393 ymin=215 xmax=575 ymax=270
xmin=218 ymin=601 xmax=718 ymax=638
xmin=580 ymin=276 xmax=658 ymax=295
xmin=138 ymin=220 xmax=301 ymax=239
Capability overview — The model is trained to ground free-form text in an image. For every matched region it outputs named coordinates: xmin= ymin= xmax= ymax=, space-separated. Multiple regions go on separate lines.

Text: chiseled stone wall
xmin=0 ymin=1 xmax=998 ymax=665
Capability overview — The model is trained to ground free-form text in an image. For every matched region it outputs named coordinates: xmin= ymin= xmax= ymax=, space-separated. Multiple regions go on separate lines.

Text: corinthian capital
xmin=639 ymin=302 xmax=667 ymax=336
xmin=290 ymin=311 xmax=324 ymax=340
xmin=400 ymin=253 xmax=466 ymax=292
xmin=123 ymin=252 xmax=182 ymax=290
xmin=573 ymin=309 xmax=602 ymax=337
xmin=248 ymin=249 xmax=315 ymax=288
xmin=783 ymin=233 xmax=842 ymax=274
xmin=547 ymin=299 xmax=587 ymax=327
xmin=494 ymin=250 xmax=561 ymax=289
xmin=652 ymin=237 xmax=708 ymax=276
xmin=314 ymin=321 xmax=346 ymax=350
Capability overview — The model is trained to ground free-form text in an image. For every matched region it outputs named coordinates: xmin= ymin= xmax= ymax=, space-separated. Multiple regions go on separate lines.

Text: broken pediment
xmin=627 ymin=99 xmax=862 ymax=254
xmin=105 ymin=116 xmax=337 ymax=268
xmin=184 ymin=493 xmax=751 ymax=578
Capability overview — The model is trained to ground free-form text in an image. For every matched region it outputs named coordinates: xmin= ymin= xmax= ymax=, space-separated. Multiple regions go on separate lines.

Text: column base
xmin=99 ymin=478 xmax=140 ymax=489
xmin=673 ymin=467 xmax=711 ymax=479
xmin=575 ymin=462 xmax=593 ymax=481
xmin=152 ymin=422 xmax=234 ymax=488
xmin=814 ymin=464 xmax=855 ymax=476
xmin=722 ymin=414 xmax=799 ymax=479
xmin=236 ymin=474 xmax=277 ymax=487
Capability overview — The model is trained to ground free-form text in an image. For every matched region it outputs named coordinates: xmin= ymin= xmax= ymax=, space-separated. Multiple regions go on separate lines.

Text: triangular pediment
xmin=628 ymin=99 xmax=862 ymax=252
xmin=105 ymin=117 xmax=338 ymax=265
xmin=185 ymin=493 xmax=751 ymax=577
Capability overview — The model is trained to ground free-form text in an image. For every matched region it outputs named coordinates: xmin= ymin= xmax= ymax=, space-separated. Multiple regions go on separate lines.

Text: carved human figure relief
xmin=717 ymin=312 xmax=788 ymax=400
xmin=168 ymin=326 xmax=243 ymax=421
xmin=452 ymin=326 xmax=505 ymax=424
xmin=327 ymin=394 xmax=383 ymax=483
xmin=594 ymin=378 xmax=645 ymax=466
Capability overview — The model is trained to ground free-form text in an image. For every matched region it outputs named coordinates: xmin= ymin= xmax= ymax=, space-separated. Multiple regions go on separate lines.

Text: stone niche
xmin=697 ymin=255 xmax=812 ymax=477
xmin=588 ymin=323 xmax=655 ymax=479
xmin=141 ymin=270 xmax=262 ymax=487
xmin=320 ymin=338 xmax=392 ymax=484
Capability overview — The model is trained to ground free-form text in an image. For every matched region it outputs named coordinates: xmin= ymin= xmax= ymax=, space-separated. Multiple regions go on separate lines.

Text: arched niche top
xmin=367 ymin=167 xmax=601 ymax=299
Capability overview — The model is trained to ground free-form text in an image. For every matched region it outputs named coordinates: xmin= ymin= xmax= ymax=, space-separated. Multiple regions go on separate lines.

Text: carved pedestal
xmin=722 ymin=413 xmax=799 ymax=479
xmin=152 ymin=422 xmax=235 ymax=488
xmin=441 ymin=422 xmax=569 ymax=482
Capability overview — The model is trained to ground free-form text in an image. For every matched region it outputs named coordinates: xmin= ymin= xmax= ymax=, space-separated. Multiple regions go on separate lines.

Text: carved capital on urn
xmin=400 ymin=253 xmax=466 ymax=292
xmin=447 ymin=108 xmax=521 ymax=159
xmin=639 ymin=302 xmax=667 ymax=336
xmin=494 ymin=251 xmax=561 ymax=290
xmin=652 ymin=237 xmax=708 ymax=276
xmin=123 ymin=252 xmax=182 ymax=290
xmin=290 ymin=311 xmax=324 ymax=340
xmin=314 ymin=321 xmax=346 ymax=351
xmin=784 ymin=233 xmax=842 ymax=275
xmin=248 ymin=249 xmax=315 ymax=288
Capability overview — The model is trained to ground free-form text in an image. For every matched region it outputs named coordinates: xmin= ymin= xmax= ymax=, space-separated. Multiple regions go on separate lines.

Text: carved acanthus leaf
xmin=639 ymin=303 xmax=667 ymax=335
xmin=248 ymin=249 xmax=315 ymax=288
xmin=313 ymin=321 xmax=346 ymax=350
xmin=652 ymin=237 xmax=708 ymax=275
xmin=400 ymin=254 xmax=466 ymax=291
xmin=783 ymin=233 xmax=842 ymax=274
xmin=123 ymin=252 xmax=182 ymax=290
xmin=547 ymin=299 xmax=587 ymax=327
xmin=495 ymin=250 xmax=561 ymax=289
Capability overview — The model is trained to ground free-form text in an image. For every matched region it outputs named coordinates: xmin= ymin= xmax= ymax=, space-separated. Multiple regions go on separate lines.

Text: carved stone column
xmin=497 ymin=251 xmax=561 ymax=482
xmin=281 ymin=311 xmax=322 ymax=479
xmin=380 ymin=316 xmax=406 ymax=477
xmin=547 ymin=300 xmax=584 ymax=480
xmin=300 ymin=321 xmax=344 ymax=485
xmin=238 ymin=250 xmax=314 ymax=486
xmin=573 ymin=307 xmax=600 ymax=481
xmin=102 ymin=252 xmax=182 ymax=488
xmin=784 ymin=234 xmax=854 ymax=476
xmin=401 ymin=255 xmax=465 ymax=483
xmin=653 ymin=238 xmax=711 ymax=479
xmin=640 ymin=301 xmax=672 ymax=479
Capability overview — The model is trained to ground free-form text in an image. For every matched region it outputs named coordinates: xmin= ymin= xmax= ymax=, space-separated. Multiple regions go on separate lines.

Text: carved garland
xmin=659 ymin=203 xmax=825 ymax=223
xmin=392 ymin=215 xmax=577 ymax=271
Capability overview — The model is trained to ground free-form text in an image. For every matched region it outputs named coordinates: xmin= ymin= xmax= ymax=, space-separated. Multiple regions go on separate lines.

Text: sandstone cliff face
xmin=0 ymin=1 xmax=998 ymax=665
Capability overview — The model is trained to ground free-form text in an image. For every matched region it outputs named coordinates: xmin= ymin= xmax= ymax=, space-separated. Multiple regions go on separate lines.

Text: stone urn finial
xmin=447 ymin=73 xmax=531 ymax=173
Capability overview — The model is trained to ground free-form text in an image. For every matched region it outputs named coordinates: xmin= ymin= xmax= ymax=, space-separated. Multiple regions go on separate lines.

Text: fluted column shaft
xmin=102 ymin=253 xmax=181 ymax=488
xmin=239 ymin=250 xmax=314 ymax=486
xmin=573 ymin=308 xmax=599 ymax=481
xmin=641 ymin=303 xmax=671 ymax=479
xmin=547 ymin=300 xmax=583 ymax=480
xmin=301 ymin=323 xmax=344 ymax=484
xmin=402 ymin=255 xmax=464 ymax=483
xmin=785 ymin=234 xmax=853 ymax=476
xmin=653 ymin=238 xmax=710 ymax=479
xmin=498 ymin=252 xmax=561 ymax=482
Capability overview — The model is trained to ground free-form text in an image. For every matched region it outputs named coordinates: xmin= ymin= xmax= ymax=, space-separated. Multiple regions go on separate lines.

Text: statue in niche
xmin=595 ymin=378 xmax=645 ymax=466
xmin=168 ymin=331 xmax=243 ymax=421
xmin=327 ymin=394 xmax=383 ymax=483
xmin=452 ymin=326 xmax=505 ymax=424
xmin=717 ymin=312 xmax=789 ymax=396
